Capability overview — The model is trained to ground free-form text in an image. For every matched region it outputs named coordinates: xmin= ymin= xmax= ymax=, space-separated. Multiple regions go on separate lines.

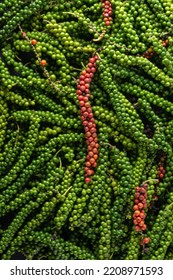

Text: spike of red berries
xmin=133 ymin=183 xmax=148 ymax=232
xmin=76 ymin=55 xmax=99 ymax=183
xmin=158 ymin=165 xmax=166 ymax=180
xmin=102 ymin=0 xmax=113 ymax=27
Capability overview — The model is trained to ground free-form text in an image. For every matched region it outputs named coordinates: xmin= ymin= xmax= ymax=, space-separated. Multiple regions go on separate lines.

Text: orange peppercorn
xmin=40 ymin=60 xmax=47 ymax=67
xmin=31 ymin=39 xmax=38 ymax=45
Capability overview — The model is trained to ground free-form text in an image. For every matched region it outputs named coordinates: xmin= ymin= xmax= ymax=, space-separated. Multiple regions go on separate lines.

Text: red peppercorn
xmin=85 ymin=177 xmax=91 ymax=183
xmin=40 ymin=60 xmax=47 ymax=67
xmin=80 ymin=106 xmax=87 ymax=113
xmin=141 ymin=224 xmax=147 ymax=231
xmin=134 ymin=210 xmax=140 ymax=217
xmin=159 ymin=173 xmax=164 ymax=179
xmin=135 ymin=226 xmax=141 ymax=232
xmin=92 ymin=147 xmax=98 ymax=154
xmin=86 ymin=169 xmax=94 ymax=176
xmin=139 ymin=220 xmax=145 ymax=227
xmin=77 ymin=90 xmax=83 ymax=95
xmin=85 ymin=84 xmax=90 ymax=89
xmin=80 ymin=75 xmax=85 ymax=81
xmin=79 ymin=85 xmax=86 ymax=91
xmin=140 ymin=212 xmax=146 ymax=219
xmin=134 ymin=199 xmax=139 ymax=205
xmin=143 ymin=237 xmax=150 ymax=244
xmin=81 ymin=70 xmax=86 ymax=75
xmin=138 ymin=203 xmax=144 ymax=209
xmin=89 ymin=158 xmax=95 ymax=165
xmin=89 ymin=57 xmax=96 ymax=64
xmin=135 ymin=193 xmax=140 ymax=199
xmin=133 ymin=205 xmax=138 ymax=211
xmin=79 ymin=80 xmax=85 ymax=86
xmin=85 ymin=89 xmax=90 ymax=95
xmin=84 ymin=78 xmax=92 ymax=84
xmin=88 ymin=62 xmax=93 ymax=68
xmin=82 ymin=111 xmax=89 ymax=118
xmin=136 ymin=217 xmax=142 ymax=223
xmin=86 ymin=161 xmax=91 ymax=168
xmin=31 ymin=39 xmax=38 ymax=45
xmin=88 ymin=151 xmax=94 ymax=157
xmin=93 ymin=154 xmax=98 ymax=160
xmin=139 ymin=195 xmax=145 ymax=201
xmin=79 ymin=101 xmax=85 ymax=107
xmin=92 ymin=161 xmax=97 ymax=168
xmin=91 ymin=67 xmax=96 ymax=73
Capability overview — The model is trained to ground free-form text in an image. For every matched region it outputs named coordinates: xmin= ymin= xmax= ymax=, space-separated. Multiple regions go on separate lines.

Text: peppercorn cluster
xmin=102 ymin=0 xmax=113 ymax=27
xmin=0 ymin=0 xmax=173 ymax=261
xmin=77 ymin=55 xmax=99 ymax=183
xmin=133 ymin=184 xmax=148 ymax=232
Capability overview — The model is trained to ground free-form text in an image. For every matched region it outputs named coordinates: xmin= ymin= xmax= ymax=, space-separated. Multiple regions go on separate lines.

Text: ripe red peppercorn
xmin=77 ymin=90 xmax=83 ymax=95
xmin=31 ymin=39 xmax=38 ymax=45
xmin=86 ymin=169 xmax=94 ymax=176
xmin=141 ymin=224 xmax=147 ymax=231
xmin=139 ymin=195 xmax=145 ymax=201
xmin=138 ymin=203 xmax=144 ymax=209
xmin=134 ymin=199 xmax=139 ymax=205
xmin=135 ymin=193 xmax=140 ymax=198
xmin=89 ymin=158 xmax=95 ymax=165
xmin=143 ymin=237 xmax=150 ymax=244
xmin=86 ymin=161 xmax=91 ymax=168
xmin=88 ymin=151 xmax=94 ymax=157
xmin=133 ymin=205 xmax=138 ymax=211
xmin=85 ymin=89 xmax=90 ymax=95
xmin=93 ymin=154 xmax=98 ymax=160
xmin=80 ymin=106 xmax=87 ymax=113
xmin=89 ymin=57 xmax=96 ymax=64
xmin=159 ymin=173 xmax=164 ymax=179
xmin=139 ymin=220 xmax=145 ymax=227
xmin=140 ymin=187 xmax=146 ymax=194
xmin=92 ymin=161 xmax=97 ymax=168
xmin=40 ymin=59 xmax=47 ymax=67
xmin=135 ymin=226 xmax=141 ymax=232
xmin=140 ymin=212 xmax=146 ymax=219
xmin=85 ymin=177 xmax=91 ymax=183
xmin=134 ymin=210 xmax=140 ymax=217
xmin=92 ymin=147 xmax=98 ymax=154
xmin=136 ymin=217 xmax=142 ymax=223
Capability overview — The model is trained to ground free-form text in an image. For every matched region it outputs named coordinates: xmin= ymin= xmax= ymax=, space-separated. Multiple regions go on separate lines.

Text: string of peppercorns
xmin=93 ymin=0 xmax=113 ymax=41
xmin=76 ymin=54 xmax=100 ymax=183
xmin=133 ymin=183 xmax=148 ymax=233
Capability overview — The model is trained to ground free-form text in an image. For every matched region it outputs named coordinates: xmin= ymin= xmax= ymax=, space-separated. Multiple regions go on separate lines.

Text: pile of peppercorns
xmin=0 ymin=0 xmax=173 ymax=261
